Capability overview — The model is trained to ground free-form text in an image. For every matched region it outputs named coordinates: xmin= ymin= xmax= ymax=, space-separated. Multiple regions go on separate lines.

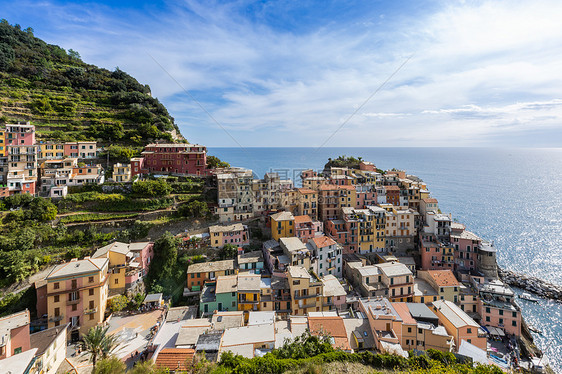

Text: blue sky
xmin=3 ymin=0 xmax=562 ymax=147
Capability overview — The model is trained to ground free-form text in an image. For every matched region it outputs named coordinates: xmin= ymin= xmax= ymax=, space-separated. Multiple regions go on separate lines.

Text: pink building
xmin=130 ymin=157 xmax=147 ymax=178
xmin=209 ymin=223 xmax=249 ymax=248
xmin=140 ymin=143 xmax=210 ymax=176
xmin=419 ymin=233 xmax=454 ymax=271
xmin=450 ymin=224 xmax=480 ymax=271
xmin=477 ymin=281 xmax=522 ymax=336
xmin=5 ymin=123 xmax=35 ymax=146
xmin=0 ymin=310 xmax=31 ymax=359
xmin=294 ymin=215 xmax=323 ymax=241
xmin=355 ymin=186 xmax=377 ymax=209
xmin=128 ymin=242 xmax=155 ymax=277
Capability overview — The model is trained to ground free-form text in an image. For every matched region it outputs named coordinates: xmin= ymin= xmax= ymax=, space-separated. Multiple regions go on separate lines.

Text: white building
xmin=307 ymin=235 xmax=342 ymax=278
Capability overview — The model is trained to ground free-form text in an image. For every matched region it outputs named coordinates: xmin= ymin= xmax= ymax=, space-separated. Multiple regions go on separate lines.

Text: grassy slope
xmin=0 ymin=20 xmax=183 ymax=146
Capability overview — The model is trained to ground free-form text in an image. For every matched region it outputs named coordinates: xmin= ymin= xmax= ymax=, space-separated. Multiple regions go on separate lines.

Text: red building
xmin=134 ymin=143 xmax=211 ymax=177
xmin=384 ymin=185 xmax=400 ymax=206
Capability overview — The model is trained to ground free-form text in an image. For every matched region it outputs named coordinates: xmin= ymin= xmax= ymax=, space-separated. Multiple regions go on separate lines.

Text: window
xmin=467 ymin=328 xmax=472 ymax=334
xmin=512 ymin=320 xmax=517 ymax=327
xmin=54 ymin=295 xmax=59 ymax=303
xmin=72 ymin=304 xmax=77 ymax=311
xmin=89 ymin=314 xmax=95 ymax=320
xmin=54 ymin=282 xmax=60 ymax=290
xmin=486 ymin=307 xmax=490 ymax=313
xmin=89 ymin=289 xmax=94 ymax=296
xmin=89 ymin=276 xmax=94 ymax=283
xmin=486 ymin=316 xmax=490 ymax=322
xmin=408 ymin=327 xmax=412 ymax=333
xmin=115 ymin=278 xmax=119 ymax=285
xmin=14 ymin=347 xmax=22 ymax=355
xmin=512 ymin=311 xmax=517 ymax=318
xmin=499 ymin=309 xmax=504 ymax=316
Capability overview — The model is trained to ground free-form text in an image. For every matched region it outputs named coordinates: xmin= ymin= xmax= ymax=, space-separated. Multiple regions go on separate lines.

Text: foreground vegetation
xmin=91 ymin=331 xmax=503 ymax=374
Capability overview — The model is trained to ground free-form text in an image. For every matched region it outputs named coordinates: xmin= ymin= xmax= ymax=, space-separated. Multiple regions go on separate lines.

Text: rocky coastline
xmin=498 ymin=267 xmax=562 ymax=301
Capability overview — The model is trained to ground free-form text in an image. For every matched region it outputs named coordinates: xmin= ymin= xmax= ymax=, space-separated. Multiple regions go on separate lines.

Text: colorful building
xmin=140 ymin=143 xmax=210 ymax=176
xmin=270 ymin=211 xmax=295 ymax=241
xmin=308 ymin=235 xmax=342 ymax=278
xmin=37 ymin=257 xmax=109 ymax=341
xmin=294 ymin=215 xmax=323 ymax=241
xmin=0 ymin=310 xmax=31 ymax=359
xmin=91 ymin=241 xmax=154 ymax=295
xmin=187 ymin=260 xmax=236 ymax=291
xmin=287 ymin=266 xmax=324 ymax=315
xmin=417 ymin=270 xmax=460 ymax=304
xmin=209 ymin=223 xmax=249 ymax=248
xmin=112 ymin=163 xmax=131 ymax=182
xmin=431 ymin=300 xmax=486 ymax=351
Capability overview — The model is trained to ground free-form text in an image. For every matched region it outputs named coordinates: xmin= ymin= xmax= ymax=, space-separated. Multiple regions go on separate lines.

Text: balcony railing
xmin=49 ymin=315 xmax=64 ymax=322
xmin=67 ymin=298 xmax=80 ymax=305
xmin=84 ymin=307 xmax=98 ymax=315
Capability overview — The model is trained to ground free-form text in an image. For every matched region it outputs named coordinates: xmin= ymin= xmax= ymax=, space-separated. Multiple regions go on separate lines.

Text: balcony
xmin=49 ymin=315 xmax=64 ymax=322
xmin=67 ymin=298 xmax=80 ymax=305
xmin=84 ymin=307 xmax=98 ymax=315
xmin=294 ymin=293 xmax=318 ymax=300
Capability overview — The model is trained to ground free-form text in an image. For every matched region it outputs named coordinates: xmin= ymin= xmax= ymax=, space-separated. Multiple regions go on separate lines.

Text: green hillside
xmin=0 ymin=19 xmax=182 ymax=146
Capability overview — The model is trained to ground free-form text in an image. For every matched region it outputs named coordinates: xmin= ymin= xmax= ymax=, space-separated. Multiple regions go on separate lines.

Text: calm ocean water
xmin=208 ymin=147 xmax=562 ymax=371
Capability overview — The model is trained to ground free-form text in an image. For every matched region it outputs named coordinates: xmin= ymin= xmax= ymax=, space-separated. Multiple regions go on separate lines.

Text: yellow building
xmin=112 ymin=163 xmax=131 ymax=182
xmin=270 ymin=211 xmax=295 ymax=240
xmin=43 ymin=257 xmax=109 ymax=341
xmin=287 ymin=266 xmax=324 ymax=315
xmin=92 ymin=242 xmax=129 ymax=294
xmin=296 ymin=188 xmax=318 ymax=220
xmin=38 ymin=142 xmax=65 ymax=160
xmin=418 ymin=270 xmax=460 ymax=304
xmin=0 ymin=129 xmax=5 ymax=157
xmin=237 ymin=274 xmax=261 ymax=317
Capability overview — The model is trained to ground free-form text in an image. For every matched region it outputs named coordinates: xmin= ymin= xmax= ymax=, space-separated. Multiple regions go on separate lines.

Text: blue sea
xmin=208 ymin=147 xmax=562 ymax=371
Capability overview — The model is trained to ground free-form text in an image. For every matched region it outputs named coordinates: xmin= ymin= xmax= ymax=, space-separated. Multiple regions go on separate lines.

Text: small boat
xmin=519 ymin=292 xmax=539 ymax=303
xmin=528 ymin=325 xmax=543 ymax=335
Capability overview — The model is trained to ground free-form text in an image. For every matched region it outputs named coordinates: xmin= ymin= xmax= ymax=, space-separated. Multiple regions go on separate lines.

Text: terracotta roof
xmin=294 ymin=215 xmax=313 ymax=224
xmin=391 ymin=303 xmax=416 ymax=325
xmin=423 ymin=198 xmax=438 ymax=203
xmin=312 ymin=236 xmax=336 ymax=248
xmin=308 ymin=316 xmax=350 ymax=351
xmin=427 ymin=270 xmax=459 ymax=287
xmin=297 ymin=188 xmax=316 ymax=194
xmin=384 ymin=185 xmax=400 ymax=191
xmin=155 ymin=348 xmax=195 ymax=371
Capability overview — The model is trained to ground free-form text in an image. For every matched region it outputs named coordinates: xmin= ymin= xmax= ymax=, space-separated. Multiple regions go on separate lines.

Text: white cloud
xmin=6 ymin=0 xmax=562 ymax=146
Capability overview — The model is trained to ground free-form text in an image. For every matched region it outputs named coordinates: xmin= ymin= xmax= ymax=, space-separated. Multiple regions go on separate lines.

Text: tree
xmin=82 ymin=326 xmax=118 ymax=369
xmin=67 ymin=49 xmax=81 ymax=60
xmin=132 ymin=179 xmax=171 ymax=197
xmin=145 ymin=232 xmax=179 ymax=293
xmin=206 ymin=155 xmax=230 ymax=169
xmin=127 ymin=360 xmax=169 ymax=374
xmin=218 ymin=244 xmax=238 ymax=260
xmin=28 ymin=198 xmax=57 ymax=221
xmin=92 ymin=356 xmax=125 ymax=374
xmin=109 ymin=295 xmax=128 ymax=312
xmin=178 ymin=200 xmax=209 ymax=218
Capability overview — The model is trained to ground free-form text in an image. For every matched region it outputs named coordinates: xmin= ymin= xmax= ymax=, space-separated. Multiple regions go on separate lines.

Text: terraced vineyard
xmin=0 ymin=20 xmax=182 ymax=147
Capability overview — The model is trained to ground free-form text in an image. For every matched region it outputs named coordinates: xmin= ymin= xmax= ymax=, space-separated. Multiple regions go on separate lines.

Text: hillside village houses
xmin=1 ymin=147 xmax=530 ymax=372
